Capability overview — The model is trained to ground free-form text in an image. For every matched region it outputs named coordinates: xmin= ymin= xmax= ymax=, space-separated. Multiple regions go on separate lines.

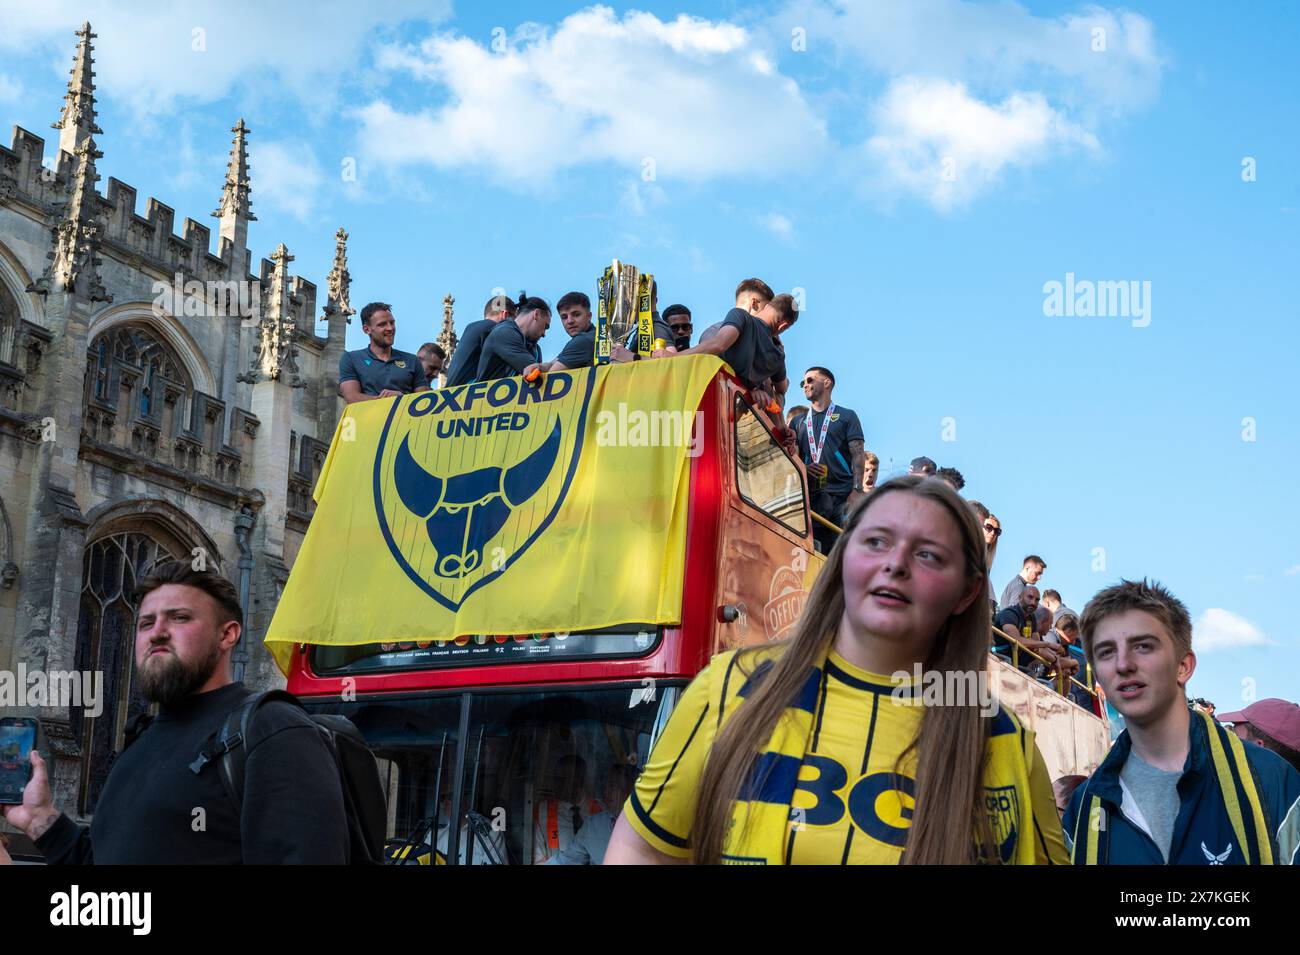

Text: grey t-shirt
xmin=999 ymin=574 xmax=1028 ymax=611
xmin=555 ymin=327 xmax=596 ymax=369
xmin=477 ymin=320 xmax=543 ymax=382
xmin=1120 ymin=752 xmax=1182 ymax=862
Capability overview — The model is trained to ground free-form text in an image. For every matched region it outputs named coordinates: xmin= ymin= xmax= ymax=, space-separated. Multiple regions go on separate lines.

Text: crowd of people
xmin=335 ymin=277 xmax=794 ymax=410
xmin=3 ymin=273 xmax=1295 ymax=869
xmin=326 ymin=273 xmax=1299 ymax=867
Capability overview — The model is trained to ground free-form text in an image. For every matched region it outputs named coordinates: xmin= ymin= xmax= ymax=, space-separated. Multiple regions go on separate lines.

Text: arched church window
xmin=74 ymin=530 xmax=180 ymax=814
xmin=0 ymin=279 xmax=19 ymax=367
xmin=93 ymin=338 xmax=108 ymax=399
xmin=84 ymin=323 xmax=191 ymax=420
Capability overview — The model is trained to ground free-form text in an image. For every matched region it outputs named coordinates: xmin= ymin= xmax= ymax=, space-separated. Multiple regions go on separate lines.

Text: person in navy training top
xmin=445 ymin=294 xmax=518 ymax=388
xmin=789 ymin=366 xmax=865 ymax=555
xmin=338 ymin=302 xmax=430 ymax=404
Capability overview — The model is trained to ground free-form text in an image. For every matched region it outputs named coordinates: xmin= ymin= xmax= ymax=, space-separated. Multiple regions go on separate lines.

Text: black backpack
xmin=186 ymin=689 xmax=388 ymax=865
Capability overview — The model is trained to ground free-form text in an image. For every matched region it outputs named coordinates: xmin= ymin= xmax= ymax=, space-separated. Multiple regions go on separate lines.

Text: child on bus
xmin=604 ymin=475 xmax=1067 ymax=864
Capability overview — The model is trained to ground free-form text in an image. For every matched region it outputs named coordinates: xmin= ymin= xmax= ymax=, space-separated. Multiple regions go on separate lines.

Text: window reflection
xmin=735 ymin=396 xmax=807 ymax=535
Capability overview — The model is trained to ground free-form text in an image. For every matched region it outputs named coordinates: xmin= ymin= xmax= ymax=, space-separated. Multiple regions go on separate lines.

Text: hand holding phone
xmin=1 ymin=718 xmax=60 ymax=843
xmin=0 ymin=718 xmax=38 ymax=805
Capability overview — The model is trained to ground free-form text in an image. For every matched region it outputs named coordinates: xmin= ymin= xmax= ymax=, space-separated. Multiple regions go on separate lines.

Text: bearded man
xmin=1 ymin=562 xmax=349 ymax=863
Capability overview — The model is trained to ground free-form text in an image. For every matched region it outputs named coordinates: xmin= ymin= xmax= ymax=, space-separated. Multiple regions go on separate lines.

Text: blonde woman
xmin=606 ymin=476 xmax=1066 ymax=864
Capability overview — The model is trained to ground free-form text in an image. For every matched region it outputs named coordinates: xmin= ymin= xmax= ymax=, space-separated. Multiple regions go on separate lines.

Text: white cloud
xmin=865 ymin=77 xmax=1099 ymax=211
xmin=1195 ymin=608 xmax=1273 ymax=653
xmin=788 ymin=0 xmax=1162 ymax=116
xmin=781 ymin=0 xmax=1160 ymax=209
xmin=763 ymin=212 xmax=794 ymax=239
xmin=0 ymin=0 xmax=452 ymax=116
xmin=251 ymin=141 xmax=326 ymax=222
xmin=354 ymin=6 xmax=827 ymax=186
xmin=1284 ymin=565 xmax=1300 ymax=576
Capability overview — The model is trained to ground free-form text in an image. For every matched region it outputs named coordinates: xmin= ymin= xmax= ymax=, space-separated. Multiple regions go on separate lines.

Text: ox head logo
xmin=372 ymin=370 xmax=594 ymax=612
xmin=393 ymin=421 xmax=561 ymax=579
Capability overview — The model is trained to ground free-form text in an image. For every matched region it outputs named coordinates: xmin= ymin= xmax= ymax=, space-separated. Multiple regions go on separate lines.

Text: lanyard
xmin=805 ymin=404 xmax=835 ymax=464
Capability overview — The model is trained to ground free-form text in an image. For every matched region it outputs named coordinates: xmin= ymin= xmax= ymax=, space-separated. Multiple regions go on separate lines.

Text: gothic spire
xmin=322 ymin=227 xmax=354 ymax=324
xmin=435 ymin=293 xmax=457 ymax=387
xmin=213 ymin=118 xmax=256 ymax=253
xmin=27 ymin=135 xmax=111 ymax=302
xmin=241 ymin=244 xmax=301 ymax=385
xmin=52 ymin=22 xmax=104 ymax=159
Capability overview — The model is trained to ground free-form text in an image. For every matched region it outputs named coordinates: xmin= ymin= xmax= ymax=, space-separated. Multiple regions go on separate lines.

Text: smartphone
xmin=0 ymin=717 xmax=40 ymax=804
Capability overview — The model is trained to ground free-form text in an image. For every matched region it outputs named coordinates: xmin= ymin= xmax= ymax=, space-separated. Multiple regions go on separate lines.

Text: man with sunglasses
xmin=789 ymin=366 xmax=865 ymax=555
xmin=662 ymin=304 xmax=693 ymax=351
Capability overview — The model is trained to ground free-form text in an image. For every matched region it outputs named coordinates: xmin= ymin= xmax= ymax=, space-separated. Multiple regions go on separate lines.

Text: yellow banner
xmin=264 ymin=356 xmax=724 ymax=672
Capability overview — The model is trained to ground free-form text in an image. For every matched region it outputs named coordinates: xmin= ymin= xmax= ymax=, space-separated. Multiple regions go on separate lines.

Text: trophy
xmin=596 ymin=260 xmax=653 ymax=364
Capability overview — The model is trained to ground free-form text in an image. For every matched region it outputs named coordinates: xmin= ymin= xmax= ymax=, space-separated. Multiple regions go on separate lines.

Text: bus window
xmin=308 ymin=693 xmax=463 ymax=865
xmin=307 ymin=683 xmax=682 ymax=864
xmin=463 ymin=686 xmax=677 ymax=866
xmin=734 ymin=395 xmax=807 ymax=535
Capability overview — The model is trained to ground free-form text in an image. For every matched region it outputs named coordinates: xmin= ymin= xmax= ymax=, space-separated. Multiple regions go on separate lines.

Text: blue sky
xmin=2 ymin=0 xmax=1296 ymax=708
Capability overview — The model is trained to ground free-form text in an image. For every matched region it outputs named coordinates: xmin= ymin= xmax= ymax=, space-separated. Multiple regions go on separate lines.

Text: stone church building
xmin=0 ymin=24 xmax=377 ymax=817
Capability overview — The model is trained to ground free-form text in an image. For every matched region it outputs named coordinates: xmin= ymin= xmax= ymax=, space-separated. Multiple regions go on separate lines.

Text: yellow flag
xmin=265 ymin=356 xmax=723 ymax=672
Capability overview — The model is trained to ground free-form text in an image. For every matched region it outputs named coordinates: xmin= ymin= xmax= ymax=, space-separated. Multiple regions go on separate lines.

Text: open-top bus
xmin=274 ymin=359 xmax=1109 ymax=864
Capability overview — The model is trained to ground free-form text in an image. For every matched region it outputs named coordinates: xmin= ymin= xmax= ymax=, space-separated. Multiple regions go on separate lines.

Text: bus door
xmin=715 ymin=388 xmax=819 ymax=652
xmin=452 ymin=682 xmax=681 ymax=866
xmin=303 ymin=691 xmax=464 ymax=865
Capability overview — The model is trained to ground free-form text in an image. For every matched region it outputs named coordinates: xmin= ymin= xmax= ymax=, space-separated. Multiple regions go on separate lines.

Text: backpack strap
xmin=189 ymin=689 xmax=304 ymax=815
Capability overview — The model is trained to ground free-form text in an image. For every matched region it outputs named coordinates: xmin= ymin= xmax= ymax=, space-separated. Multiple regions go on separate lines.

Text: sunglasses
xmin=802 ymin=376 xmax=821 ymax=385
xmin=983 ymin=522 xmax=1002 ymax=537
xmin=669 ymin=322 xmax=692 ymax=333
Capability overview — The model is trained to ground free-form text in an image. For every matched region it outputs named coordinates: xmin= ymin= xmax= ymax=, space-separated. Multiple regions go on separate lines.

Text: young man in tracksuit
xmin=1063 ymin=579 xmax=1300 ymax=864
